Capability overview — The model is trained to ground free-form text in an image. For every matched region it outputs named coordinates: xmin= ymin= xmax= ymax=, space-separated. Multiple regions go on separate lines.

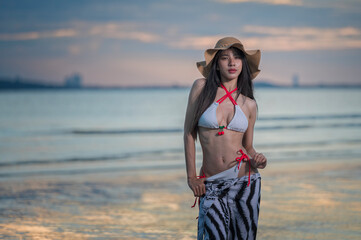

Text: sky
xmin=0 ymin=0 xmax=361 ymax=87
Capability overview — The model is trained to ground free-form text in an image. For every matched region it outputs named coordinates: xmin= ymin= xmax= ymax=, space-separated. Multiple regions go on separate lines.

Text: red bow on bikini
xmin=236 ymin=149 xmax=251 ymax=187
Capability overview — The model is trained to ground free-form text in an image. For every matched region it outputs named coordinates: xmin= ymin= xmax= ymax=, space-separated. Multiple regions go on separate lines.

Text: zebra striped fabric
xmin=197 ymin=173 xmax=261 ymax=240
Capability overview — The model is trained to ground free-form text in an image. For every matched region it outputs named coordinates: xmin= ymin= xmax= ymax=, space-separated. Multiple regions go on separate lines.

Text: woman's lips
xmin=228 ymin=69 xmax=237 ymax=73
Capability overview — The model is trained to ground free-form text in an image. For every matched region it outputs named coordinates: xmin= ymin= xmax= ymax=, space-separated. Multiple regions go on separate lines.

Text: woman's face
xmin=217 ymin=48 xmax=243 ymax=82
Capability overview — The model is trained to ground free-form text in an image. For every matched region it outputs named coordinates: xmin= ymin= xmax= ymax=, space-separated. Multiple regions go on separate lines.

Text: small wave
xmin=259 ymin=113 xmax=361 ymax=121
xmin=0 ymin=148 xmax=183 ymax=168
xmin=0 ymin=162 xmax=185 ymax=178
xmin=257 ymin=122 xmax=361 ymax=131
xmin=71 ymin=128 xmax=182 ymax=135
xmin=256 ymin=139 xmax=361 ymax=149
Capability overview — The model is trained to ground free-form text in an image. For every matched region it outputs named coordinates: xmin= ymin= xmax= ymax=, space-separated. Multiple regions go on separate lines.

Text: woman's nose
xmin=229 ymin=57 xmax=235 ymax=66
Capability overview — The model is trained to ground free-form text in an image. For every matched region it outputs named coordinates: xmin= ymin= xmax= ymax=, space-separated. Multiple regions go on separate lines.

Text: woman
xmin=184 ymin=37 xmax=267 ymax=240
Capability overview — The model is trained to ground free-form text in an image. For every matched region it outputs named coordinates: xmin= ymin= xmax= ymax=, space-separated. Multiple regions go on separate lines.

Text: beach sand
xmin=1 ymin=158 xmax=360 ymax=239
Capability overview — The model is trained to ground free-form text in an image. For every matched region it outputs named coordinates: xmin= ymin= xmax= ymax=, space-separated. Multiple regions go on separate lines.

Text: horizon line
xmin=1 ymin=76 xmax=361 ymax=89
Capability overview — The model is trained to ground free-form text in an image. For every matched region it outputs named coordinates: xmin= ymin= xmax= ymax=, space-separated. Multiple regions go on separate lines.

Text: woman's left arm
xmin=243 ymin=99 xmax=267 ymax=169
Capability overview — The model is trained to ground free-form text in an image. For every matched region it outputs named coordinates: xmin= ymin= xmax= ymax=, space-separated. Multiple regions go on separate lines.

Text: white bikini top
xmin=198 ymin=84 xmax=248 ymax=133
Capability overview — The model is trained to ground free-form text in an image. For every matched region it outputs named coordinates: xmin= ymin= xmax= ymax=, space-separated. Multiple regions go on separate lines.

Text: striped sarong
xmin=197 ymin=172 xmax=261 ymax=240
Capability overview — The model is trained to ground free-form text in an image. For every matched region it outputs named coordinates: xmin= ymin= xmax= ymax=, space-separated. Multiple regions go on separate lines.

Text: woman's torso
xmin=198 ymin=89 xmax=258 ymax=178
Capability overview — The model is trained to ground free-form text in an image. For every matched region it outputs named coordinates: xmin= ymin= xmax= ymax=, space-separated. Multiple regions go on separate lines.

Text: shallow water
xmin=0 ymin=159 xmax=360 ymax=239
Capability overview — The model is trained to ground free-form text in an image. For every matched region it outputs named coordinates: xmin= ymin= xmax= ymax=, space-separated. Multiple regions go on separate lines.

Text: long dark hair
xmin=190 ymin=47 xmax=256 ymax=139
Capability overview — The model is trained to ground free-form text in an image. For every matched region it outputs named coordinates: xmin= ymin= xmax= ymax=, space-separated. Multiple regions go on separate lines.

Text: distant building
xmin=292 ymin=74 xmax=299 ymax=87
xmin=64 ymin=73 xmax=82 ymax=88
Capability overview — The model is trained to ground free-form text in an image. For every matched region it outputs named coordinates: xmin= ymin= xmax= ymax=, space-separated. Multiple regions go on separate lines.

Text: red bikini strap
xmin=235 ymin=149 xmax=251 ymax=187
xmin=216 ymin=84 xmax=238 ymax=105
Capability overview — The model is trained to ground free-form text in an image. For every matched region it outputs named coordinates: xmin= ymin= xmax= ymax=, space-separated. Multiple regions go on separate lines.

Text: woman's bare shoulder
xmin=243 ymin=96 xmax=257 ymax=113
xmin=188 ymin=78 xmax=206 ymax=99
xmin=192 ymin=78 xmax=206 ymax=90
xmin=238 ymin=94 xmax=256 ymax=107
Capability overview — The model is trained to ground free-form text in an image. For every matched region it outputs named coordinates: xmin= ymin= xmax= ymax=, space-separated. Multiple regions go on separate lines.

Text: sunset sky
xmin=1 ymin=0 xmax=361 ymax=87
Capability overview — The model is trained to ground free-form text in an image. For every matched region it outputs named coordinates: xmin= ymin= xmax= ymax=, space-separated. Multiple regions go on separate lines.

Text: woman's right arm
xmin=184 ymin=78 xmax=206 ymax=197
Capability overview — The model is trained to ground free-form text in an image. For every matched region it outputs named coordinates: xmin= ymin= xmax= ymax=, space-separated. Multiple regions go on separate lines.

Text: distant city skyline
xmin=1 ymin=0 xmax=361 ymax=87
xmin=2 ymin=75 xmax=360 ymax=90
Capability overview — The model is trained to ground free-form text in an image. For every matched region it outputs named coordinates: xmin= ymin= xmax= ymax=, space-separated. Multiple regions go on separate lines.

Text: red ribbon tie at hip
xmin=236 ymin=149 xmax=251 ymax=187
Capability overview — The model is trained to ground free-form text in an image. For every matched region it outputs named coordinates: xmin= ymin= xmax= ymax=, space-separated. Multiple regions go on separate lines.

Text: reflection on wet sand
xmin=258 ymin=159 xmax=361 ymax=239
xmin=0 ymin=159 xmax=360 ymax=239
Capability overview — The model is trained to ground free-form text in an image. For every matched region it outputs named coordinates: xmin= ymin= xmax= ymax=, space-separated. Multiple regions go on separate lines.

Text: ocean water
xmin=0 ymin=88 xmax=361 ymax=179
xmin=1 ymin=88 xmax=361 ymax=239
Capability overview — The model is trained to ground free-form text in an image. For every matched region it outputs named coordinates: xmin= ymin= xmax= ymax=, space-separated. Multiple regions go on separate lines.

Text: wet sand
xmin=1 ymin=158 xmax=361 ymax=239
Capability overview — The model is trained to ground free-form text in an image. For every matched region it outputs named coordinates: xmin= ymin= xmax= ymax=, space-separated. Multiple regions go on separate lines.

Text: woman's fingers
xmin=257 ymin=160 xmax=266 ymax=169
xmin=259 ymin=154 xmax=267 ymax=167
xmin=194 ymin=186 xmax=204 ymax=197
xmin=196 ymin=186 xmax=200 ymax=197
xmin=193 ymin=185 xmax=197 ymax=195
xmin=193 ymin=186 xmax=197 ymax=196
xmin=190 ymin=178 xmax=206 ymax=197
xmin=253 ymin=153 xmax=267 ymax=168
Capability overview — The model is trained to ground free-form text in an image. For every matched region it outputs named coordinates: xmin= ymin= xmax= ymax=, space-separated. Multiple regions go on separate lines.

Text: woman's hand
xmin=251 ymin=152 xmax=267 ymax=169
xmin=188 ymin=177 xmax=206 ymax=197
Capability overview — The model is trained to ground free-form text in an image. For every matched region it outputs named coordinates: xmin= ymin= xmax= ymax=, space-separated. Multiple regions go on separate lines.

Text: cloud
xmin=216 ymin=0 xmax=303 ymax=6
xmin=167 ymin=35 xmax=224 ymax=50
xmin=216 ymin=0 xmax=361 ymax=12
xmin=88 ymin=22 xmax=160 ymax=43
xmin=243 ymin=25 xmax=361 ymax=51
xmin=167 ymin=26 xmax=361 ymax=51
xmin=243 ymin=25 xmax=361 ymax=37
xmin=0 ymin=22 xmax=160 ymax=43
xmin=0 ymin=29 xmax=77 ymax=41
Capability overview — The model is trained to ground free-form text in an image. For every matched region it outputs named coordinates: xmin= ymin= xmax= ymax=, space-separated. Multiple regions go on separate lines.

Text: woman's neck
xmin=221 ymin=79 xmax=238 ymax=91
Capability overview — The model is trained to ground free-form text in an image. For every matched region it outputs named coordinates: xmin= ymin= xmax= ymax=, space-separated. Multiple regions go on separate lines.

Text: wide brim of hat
xmin=196 ymin=43 xmax=261 ymax=80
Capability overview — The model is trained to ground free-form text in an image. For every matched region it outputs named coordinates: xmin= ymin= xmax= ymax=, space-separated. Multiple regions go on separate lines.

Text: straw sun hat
xmin=196 ymin=37 xmax=261 ymax=80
